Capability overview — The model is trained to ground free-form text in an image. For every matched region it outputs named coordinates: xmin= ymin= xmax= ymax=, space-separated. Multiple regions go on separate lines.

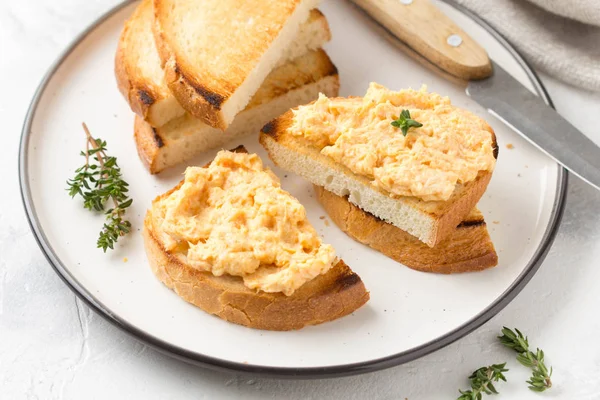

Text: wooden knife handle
xmin=352 ymin=0 xmax=492 ymax=80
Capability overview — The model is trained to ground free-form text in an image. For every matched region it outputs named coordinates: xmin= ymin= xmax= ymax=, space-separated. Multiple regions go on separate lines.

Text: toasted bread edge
xmin=115 ymin=1 xmax=154 ymax=119
xmin=314 ymin=185 xmax=498 ymax=273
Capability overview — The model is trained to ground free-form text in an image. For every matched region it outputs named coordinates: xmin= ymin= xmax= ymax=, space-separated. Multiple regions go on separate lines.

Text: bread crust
xmin=115 ymin=0 xmax=156 ymax=119
xmin=314 ymin=186 xmax=498 ymax=273
xmin=143 ymin=149 xmax=369 ymax=330
xmin=161 ymin=59 xmax=229 ymax=129
xmin=134 ymin=116 xmax=162 ymax=172
xmin=259 ymin=105 xmax=498 ymax=247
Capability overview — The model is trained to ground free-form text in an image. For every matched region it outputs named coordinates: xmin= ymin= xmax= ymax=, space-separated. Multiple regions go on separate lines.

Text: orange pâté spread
xmin=289 ymin=83 xmax=496 ymax=202
xmin=155 ymin=150 xmax=335 ymax=296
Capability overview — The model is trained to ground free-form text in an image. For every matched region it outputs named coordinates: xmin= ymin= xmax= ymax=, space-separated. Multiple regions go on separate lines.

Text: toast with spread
xmin=135 ymin=49 xmax=339 ymax=173
xmin=153 ymin=0 xmax=321 ymax=130
xmin=143 ymin=147 xmax=369 ymax=330
xmin=116 ymin=0 xmax=330 ymax=127
xmin=314 ymin=186 xmax=498 ymax=273
xmin=260 ymin=83 xmax=498 ymax=247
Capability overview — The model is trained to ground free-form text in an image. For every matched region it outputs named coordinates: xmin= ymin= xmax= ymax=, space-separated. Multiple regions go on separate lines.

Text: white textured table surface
xmin=2 ymin=1 xmax=600 ymax=399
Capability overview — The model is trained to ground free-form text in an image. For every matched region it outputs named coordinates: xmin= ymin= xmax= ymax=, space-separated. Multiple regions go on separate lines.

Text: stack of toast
xmin=115 ymin=0 xmax=339 ymax=173
xmin=118 ymin=1 xmax=501 ymax=331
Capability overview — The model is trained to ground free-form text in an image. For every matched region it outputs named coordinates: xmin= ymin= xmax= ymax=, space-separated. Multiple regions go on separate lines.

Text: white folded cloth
xmin=454 ymin=0 xmax=600 ymax=91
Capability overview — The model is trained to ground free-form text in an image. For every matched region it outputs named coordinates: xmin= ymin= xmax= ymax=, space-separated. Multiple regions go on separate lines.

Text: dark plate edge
xmin=18 ymin=0 xmax=568 ymax=379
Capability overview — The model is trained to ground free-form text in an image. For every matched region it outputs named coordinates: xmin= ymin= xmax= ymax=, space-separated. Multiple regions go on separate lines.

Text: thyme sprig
xmin=67 ymin=123 xmax=132 ymax=252
xmin=458 ymin=363 xmax=509 ymax=400
xmin=498 ymin=327 xmax=553 ymax=392
xmin=391 ymin=109 xmax=423 ymax=136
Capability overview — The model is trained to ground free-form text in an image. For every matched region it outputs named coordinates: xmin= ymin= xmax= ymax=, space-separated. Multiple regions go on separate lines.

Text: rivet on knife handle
xmin=351 ymin=0 xmax=492 ymax=80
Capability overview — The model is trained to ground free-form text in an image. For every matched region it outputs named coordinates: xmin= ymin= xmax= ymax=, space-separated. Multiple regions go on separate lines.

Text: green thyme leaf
xmin=498 ymin=327 xmax=553 ymax=392
xmin=391 ymin=109 xmax=423 ymax=136
xmin=457 ymin=363 xmax=508 ymax=400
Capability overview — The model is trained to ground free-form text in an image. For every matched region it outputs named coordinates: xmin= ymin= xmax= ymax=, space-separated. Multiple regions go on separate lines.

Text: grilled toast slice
xmin=153 ymin=0 xmax=320 ymax=130
xmin=143 ymin=147 xmax=369 ymax=330
xmin=135 ymin=49 xmax=339 ymax=173
xmin=314 ymin=186 xmax=498 ymax=273
xmin=116 ymin=0 xmax=330 ymax=127
xmin=259 ymin=96 xmax=497 ymax=248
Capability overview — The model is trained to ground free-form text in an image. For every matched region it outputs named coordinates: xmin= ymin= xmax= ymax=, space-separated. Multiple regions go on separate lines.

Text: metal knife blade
xmin=467 ymin=62 xmax=600 ymax=190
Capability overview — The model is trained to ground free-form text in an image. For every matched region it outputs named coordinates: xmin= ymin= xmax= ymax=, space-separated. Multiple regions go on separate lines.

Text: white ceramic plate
xmin=20 ymin=0 xmax=566 ymax=377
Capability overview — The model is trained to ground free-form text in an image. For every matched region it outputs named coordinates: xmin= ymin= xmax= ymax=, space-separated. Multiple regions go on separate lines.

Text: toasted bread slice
xmin=259 ymin=106 xmax=497 ymax=248
xmin=135 ymin=49 xmax=339 ymax=174
xmin=144 ymin=224 xmax=369 ymax=330
xmin=116 ymin=0 xmax=330 ymax=128
xmin=143 ymin=147 xmax=369 ymax=330
xmin=153 ymin=0 xmax=320 ymax=130
xmin=314 ymin=186 xmax=498 ymax=273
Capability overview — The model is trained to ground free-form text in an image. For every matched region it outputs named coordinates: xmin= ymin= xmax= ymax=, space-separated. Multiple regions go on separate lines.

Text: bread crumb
xmin=517 ymin=173 xmax=521 ymax=177
xmin=319 ymin=216 xmax=325 ymax=220
xmin=506 ymin=143 xmax=514 ymax=149
xmin=324 ymin=219 xmax=330 ymax=227
xmin=123 ymin=257 xmax=128 ymax=263
xmin=492 ymin=221 xmax=500 ymax=224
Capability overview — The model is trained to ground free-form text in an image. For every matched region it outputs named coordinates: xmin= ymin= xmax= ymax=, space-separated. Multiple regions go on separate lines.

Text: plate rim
xmin=18 ymin=0 xmax=568 ymax=379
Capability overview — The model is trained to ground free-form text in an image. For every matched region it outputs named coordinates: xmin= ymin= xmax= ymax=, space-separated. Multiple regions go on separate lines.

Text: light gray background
xmin=2 ymin=1 xmax=600 ymax=399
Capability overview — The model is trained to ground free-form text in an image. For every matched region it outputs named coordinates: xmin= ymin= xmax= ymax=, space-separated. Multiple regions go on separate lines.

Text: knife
xmin=351 ymin=0 xmax=600 ymax=190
